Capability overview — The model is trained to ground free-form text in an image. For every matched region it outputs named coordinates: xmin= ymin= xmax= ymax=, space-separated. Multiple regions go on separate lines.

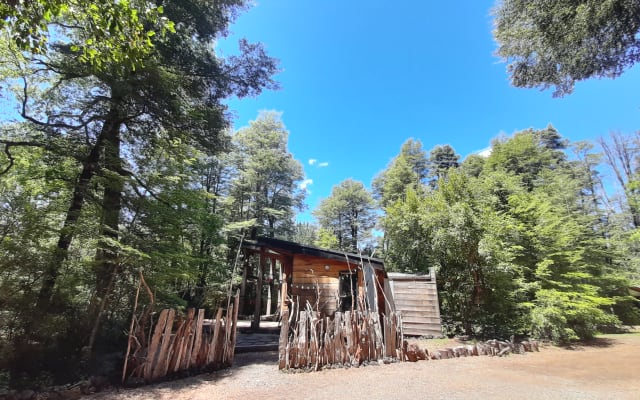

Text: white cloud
xmin=300 ymin=178 xmax=313 ymax=190
xmin=477 ymin=147 xmax=492 ymax=158
xmin=308 ymin=158 xmax=329 ymax=167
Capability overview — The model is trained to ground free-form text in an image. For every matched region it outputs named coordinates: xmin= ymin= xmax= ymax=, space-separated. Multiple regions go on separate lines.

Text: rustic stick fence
xmin=122 ymin=290 xmax=240 ymax=383
xmin=278 ymin=300 xmax=404 ymax=371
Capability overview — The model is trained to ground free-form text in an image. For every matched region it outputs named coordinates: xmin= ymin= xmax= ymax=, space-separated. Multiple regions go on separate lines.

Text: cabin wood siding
xmin=242 ymin=237 xmax=388 ymax=329
xmin=388 ymin=271 xmax=442 ymax=337
xmin=290 ymin=254 xmax=363 ymax=316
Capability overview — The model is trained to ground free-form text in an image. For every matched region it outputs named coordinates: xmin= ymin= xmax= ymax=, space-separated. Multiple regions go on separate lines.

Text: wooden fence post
xmin=278 ymin=309 xmax=290 ymax=370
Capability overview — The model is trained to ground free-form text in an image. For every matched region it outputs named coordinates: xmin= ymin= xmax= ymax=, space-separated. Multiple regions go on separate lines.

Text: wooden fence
xmin=122 ymin=291 xmax=240 ymax=383
xmin=278 ymin=302 xmax=404 ymax=371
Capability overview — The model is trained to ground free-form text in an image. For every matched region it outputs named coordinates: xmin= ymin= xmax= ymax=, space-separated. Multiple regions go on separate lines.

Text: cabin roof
xmin=243 ymin=237 xmax=386 ymax=271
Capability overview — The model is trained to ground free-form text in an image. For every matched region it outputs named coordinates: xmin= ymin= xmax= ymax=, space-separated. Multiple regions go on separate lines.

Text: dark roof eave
xmin=244 ymin=237 xmax=386 ymax=270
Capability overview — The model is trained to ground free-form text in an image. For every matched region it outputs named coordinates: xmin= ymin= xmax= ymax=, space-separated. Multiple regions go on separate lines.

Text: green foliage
xmin=460 ymin=154 xmax=486 ymax=178
xmin=288 ymin=222 xmax=319 ymax=246
xmin=383 ymin=188 xmax=432 ymax=273
xmin=314 ymin=227 xmax=339 ymax=250
xmin=493 ymin=0 xmax=640 ymax=96
xmin=427 ymin=144 xmax=460 ymax=183
xmin=372 ymin=139 xmax=428 ymax=209
xmin=314 ymin=179 xmax=376 ymax=253
xmin=0 ymin=0 xmax=279 ymax=388
xmin=484 ymin=126 xmax=566 ymax=190
xmin=382 ymin=129 xmax=633 ymax=341
xmin=0 ymin=0 xmax=175 ymax=70
xmin=372 ymin=155 xmax=419 ymax=209
xmin=531 ymin=288 xmax=618 ymax=342
xmin=228 ymin=111 xmax=305 ymax=238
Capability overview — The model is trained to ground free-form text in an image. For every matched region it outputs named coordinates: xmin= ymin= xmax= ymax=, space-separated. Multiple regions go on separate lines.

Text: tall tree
xmin=570 ymin=141 xmax=605 ymax=217
xmin=228 ymin=111 xmax=305 ymax=238
xmin=427 ymin=144 xmax=460 ymax=183
xmin=598 ymin=131 xmax=640 ymax=228
xmin=381 ymin=188 xmax=432 ymax=273
xmin=382 ymin=169 xmax=525 ymax=336
xmin=485 ymin=129 xmax=625 ymax=341
xmin=460 ymin=154 xmax=486 ymax=178
xmin=484 ymin=128 xmax=566 ymax=191
xmin=493 ymin=0 xmax=640 ymax=96
xmin=0 ymin=0 xmax=278 ymax=382
xmin=314 ymin=179 xmax=376 ymax=252
xmin=287 ymin=222 xmax=319 ymax=246
xmin=372 ymin=154 xmax=419 ymax=209
xmin=506 ymin=170 xmax=619 ymax=341
xmin=372 ymin=138 xmax=428 ymax=209
xmin=596 ymin=132 xmax=640 ymax=298
xmin=382 ymin=128 xmax=634 ymax=340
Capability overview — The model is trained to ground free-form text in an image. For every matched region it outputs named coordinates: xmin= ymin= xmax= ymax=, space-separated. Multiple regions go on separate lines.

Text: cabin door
xmin=339 ymin=271 xmax=358 ymax=312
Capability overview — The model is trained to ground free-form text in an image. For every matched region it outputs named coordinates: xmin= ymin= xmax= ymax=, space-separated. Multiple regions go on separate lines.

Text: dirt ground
xmin=92 ymin=333 xmax=640 ymax=400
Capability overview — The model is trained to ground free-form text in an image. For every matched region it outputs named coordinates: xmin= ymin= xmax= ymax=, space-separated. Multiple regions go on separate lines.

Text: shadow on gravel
xmin=100 ymin=352 xmax=279 ymax=398
xmin=233 ymin=350 xmax=279 ymax=367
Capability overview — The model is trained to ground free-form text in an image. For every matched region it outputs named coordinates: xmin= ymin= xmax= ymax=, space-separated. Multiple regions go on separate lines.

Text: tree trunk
xmin=86 ymin=111 xmax=123 ymax=357
xmin=36 ymin=108 xmax=120 ymax=310
xmin=93 ymin=121 xmax=123 ymax=299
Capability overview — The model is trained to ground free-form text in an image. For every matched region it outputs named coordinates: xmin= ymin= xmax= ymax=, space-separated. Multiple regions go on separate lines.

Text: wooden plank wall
xmin=388 ymin=272 xmax=442 ymax=337
xmin=290 ymin=254 xmax=363 ymax=316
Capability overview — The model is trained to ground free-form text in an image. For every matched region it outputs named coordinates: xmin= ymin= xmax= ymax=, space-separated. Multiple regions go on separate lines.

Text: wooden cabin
xmin=387 ymin=269 xmax=443 ymax=337
xmin=241 ymin=237 xmax=388 ymax=329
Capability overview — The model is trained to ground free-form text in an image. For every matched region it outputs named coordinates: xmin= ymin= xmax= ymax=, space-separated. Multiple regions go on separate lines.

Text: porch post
xmin=280 ymin=255 xmax=291 ymax=319
xmin=239 ymin=258 xmax=248 ymax=316
xmin=251 ymin=247 xmax=265 ymax=331
xmin=266 ymin=257 xmax=273 ymax=315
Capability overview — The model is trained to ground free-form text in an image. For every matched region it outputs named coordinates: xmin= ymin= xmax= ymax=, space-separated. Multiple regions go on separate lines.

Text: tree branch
xmin=0 ymin=140 xmax=47 ymax=175
xmin=124 ymin=170 xmax=172 ymax=207
xmin=1 ymin=145 xmax=14 ymax=176
xmin=19 ymin=76 xmax=90 ymax=131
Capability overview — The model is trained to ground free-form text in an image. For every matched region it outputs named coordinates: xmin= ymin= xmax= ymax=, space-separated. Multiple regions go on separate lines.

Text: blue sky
xmin=222 ymin=1 xmax=640 ymax=222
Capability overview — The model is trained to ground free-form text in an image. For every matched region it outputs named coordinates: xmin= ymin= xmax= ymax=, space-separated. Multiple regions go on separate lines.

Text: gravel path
xmin=91 ymin=334 xmax=640 ymax=400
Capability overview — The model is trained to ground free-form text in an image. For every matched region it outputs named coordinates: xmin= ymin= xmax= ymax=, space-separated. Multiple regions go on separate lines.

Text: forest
xmin=1 ymin=0 xmax=640 ymax=390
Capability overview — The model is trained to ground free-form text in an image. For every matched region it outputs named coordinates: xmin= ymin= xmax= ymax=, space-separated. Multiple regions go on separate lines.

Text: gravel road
xmin=90 ymin=333 xmax=640 ymax=400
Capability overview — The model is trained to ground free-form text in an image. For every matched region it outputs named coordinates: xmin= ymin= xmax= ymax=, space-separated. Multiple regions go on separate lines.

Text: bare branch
xmin=20 ymin=76 xmax=82 ymax=130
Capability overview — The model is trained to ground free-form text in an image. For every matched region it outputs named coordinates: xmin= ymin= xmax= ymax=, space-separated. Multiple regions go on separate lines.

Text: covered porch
xmin=240 ymin=237 xmax=388 ymax=331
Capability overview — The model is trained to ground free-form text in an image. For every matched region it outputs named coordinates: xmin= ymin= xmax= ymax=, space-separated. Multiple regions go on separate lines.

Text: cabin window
xmin=339 ymin=271 xmax=358 ymax=312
